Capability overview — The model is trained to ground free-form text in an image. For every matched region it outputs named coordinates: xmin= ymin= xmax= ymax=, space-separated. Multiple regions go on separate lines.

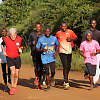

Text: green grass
xmin=20 ymin=50 xmax=86 ymax=72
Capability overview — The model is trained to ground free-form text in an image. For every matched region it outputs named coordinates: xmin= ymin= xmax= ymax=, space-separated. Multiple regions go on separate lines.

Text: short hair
xmin=90 ymin=19 xmax=96 ymax=24
xmin=8 ymin=28 xmax=17 ymax=35
xmin=1 ymin=28 xmax=7 ymax=32
xmin=61 ymin=22 xmax=67 ymax=26
xmin=45 ymin=26 xmax=51 ymax=31
xmin=36 ymin=23 xmax=41 ymax=27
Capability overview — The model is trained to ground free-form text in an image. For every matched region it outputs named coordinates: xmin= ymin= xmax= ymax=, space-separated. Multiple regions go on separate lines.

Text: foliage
xmin=0 ymin=0 xmax=100 ymax=47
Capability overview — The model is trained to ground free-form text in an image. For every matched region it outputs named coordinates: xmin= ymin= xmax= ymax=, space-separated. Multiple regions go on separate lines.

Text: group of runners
xmin=0 ymin=19 xmax=100 ymax=95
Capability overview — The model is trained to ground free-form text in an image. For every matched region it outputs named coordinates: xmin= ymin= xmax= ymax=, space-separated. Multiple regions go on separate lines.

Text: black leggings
xmin=43 ymin=61 xmax=55 ymax=76
xmin=60 ymin=53 xmax=72 ymax=83
xmin=1 ymin=63 xmax=11 ymax=84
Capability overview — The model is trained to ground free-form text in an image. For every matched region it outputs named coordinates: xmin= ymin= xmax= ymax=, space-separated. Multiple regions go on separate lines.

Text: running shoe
xmin=64 ymin=83 xmax=70 ymax=90
xmin=50 ymin=77 xmax=55 ymax=87
xmin=4 ymin=86 xmax=8 ymax=92
xmin=10 ymin=87 xmax=14 ymax=95
xmin=37 ymin=84 xmax=42 ymax=89
xmin=45 ymin=85 xmax=50 ymax=91
xmin=89 ymin=85 xmax=93 ymax=90
xmin=63 ymin=81 xmax=65 ymax=86
xmin=43 ymin=81 xmax=46 ymax=85
xmin=94 ymin=84 xmax=98 ymax=88
xmin=14 ymin=88 xmax=18 ymax=94
xmin=34 ymin=77 xmax=38 ymax=85
xmin=84 ymin=74 xmax=88 ymax=79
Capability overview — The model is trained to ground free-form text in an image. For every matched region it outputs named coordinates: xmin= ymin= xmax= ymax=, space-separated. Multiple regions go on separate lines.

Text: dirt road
xmin=0 ymin=64 xmax=100 ymax=100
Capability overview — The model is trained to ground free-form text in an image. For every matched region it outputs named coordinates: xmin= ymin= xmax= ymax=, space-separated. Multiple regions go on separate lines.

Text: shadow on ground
xmin=16 ymin=77 xmax=100 ymax=90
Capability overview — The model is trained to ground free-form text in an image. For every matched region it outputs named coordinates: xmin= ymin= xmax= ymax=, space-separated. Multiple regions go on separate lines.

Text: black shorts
xmin=86 ymin=63 xmax=96 ymax=76
xmin=6 ymin=56 xmax=21 ymax=69
xmin=32 ymin=56 xmax=43 ymax=72
xmin=43 ymin=61 xmax=55 ymax=75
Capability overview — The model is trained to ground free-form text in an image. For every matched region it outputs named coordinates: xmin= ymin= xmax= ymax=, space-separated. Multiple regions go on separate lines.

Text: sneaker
xmin=63 ymin=81 xmax=65 ymax=86
xmin=84 ymin=74 xmax=88 ymax=79
xmin=94 ymin=84 xmax=98 ymax=88
xmin=8 ymin=77 xmax=11 ymax=84
xmin=64 ymin=83 xmax=70 ymax=90
xmin=34 ymin=77 xmax=38 ymax=85
xmin=45 ymin=85 xmax=50 ymax=91
xmin=4 ymin=86 xmax=9 ymax=92
xmin=89 ymin=85 xmax=93 ymax=90
xmin=37 ymin=84 xmax=42 ymax=89
xmin=43 ymin=81 xmax=46 ymax=85
xmin=10 ymin=87 xmax=14 ymax=95
xmin=50 ymin=77 xmax=55 ymax=87
xmin=14 ymin=88 xmax=18 ymax=94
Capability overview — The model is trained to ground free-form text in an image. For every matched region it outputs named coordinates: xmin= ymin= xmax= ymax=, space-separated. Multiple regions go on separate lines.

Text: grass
xmin=20 ymin=49 xmax=86 ymax=72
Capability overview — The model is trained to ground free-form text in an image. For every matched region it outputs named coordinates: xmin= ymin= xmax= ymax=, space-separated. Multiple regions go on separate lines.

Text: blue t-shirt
xmin=36 ymin=35 xmax=59 ymax=64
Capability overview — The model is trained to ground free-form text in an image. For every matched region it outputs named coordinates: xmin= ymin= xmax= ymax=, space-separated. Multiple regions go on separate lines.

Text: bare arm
xmin=79 ymin=50 xmax=86 ymax=59
xmin=53 ymin=46 xmax=59 ymax=59
xmin=36 ymin=47 xmax=47 ymax=52
xmin=1 ymin=44 xmax=7 ymax=56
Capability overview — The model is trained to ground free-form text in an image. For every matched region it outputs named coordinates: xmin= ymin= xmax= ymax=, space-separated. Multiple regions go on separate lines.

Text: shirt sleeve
xmin=55 ymin=32 xmax=59 ymax=38
xmin=70 ymin=31 xmax=77 ymax=38
xmin=36 ymin=39 xmax=41 ymax=49
xmin=21 ymin=39 xmax=24 ymax=47
xmin=79 ymin=42 xmax=84 ymax=51
xmin=1 ymin=40 xmax=5 ymax=46
xmin=95 ymin=41 xmax=100 ymax=50
xmin=27 ymin=33 xmax=33 ymax=46
xmin=55 ymin=37 xmax=59 ymax=46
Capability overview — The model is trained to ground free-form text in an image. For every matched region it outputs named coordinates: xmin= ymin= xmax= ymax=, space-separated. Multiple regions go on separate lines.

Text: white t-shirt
xmin=0 ymin=37 xmax=7 ymax=63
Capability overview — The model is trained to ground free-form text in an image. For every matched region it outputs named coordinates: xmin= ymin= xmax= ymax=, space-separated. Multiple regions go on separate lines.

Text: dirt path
xmin=0 ymin=64 xmax=100 ymax=100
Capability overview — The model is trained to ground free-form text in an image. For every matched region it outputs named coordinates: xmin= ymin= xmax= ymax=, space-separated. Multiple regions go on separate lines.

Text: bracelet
xmin=72 ymin=38 xmax=73 ymax=41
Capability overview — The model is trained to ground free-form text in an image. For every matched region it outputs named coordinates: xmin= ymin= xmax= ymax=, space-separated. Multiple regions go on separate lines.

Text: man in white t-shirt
xmin=0 ymin=28 xmax=11 ymax=92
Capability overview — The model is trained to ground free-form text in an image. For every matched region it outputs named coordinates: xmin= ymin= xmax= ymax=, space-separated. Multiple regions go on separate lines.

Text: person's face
xmin=1 ymin=29 xmax=7 ymax=37
xmin=90 ymin=20 xmax=96 ymax=29
xmin=36 ymin=24 xmax=42 ymax=32
xmin=45 ymin=28 xmax=51 ymax=37
xmin=9 ymin=32 xmax=17 ymax=40
xmin=61 ymin=23 xmax=67 ymax=32
xmin=86 ymin=33 xmax=92 ymax=41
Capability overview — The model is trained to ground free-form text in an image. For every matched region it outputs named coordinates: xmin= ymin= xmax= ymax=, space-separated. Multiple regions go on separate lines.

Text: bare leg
xmin=46 ymin=75 xmax=50 ymax=85
xmin=10 ymin=66 xmax=15 ymax=87
xmin=14 ymin=69 xmax=19 ymax=88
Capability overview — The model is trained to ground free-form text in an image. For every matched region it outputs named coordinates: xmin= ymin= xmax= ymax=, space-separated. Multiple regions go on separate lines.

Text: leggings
xmin=43 ymin=61 xmax=55 ymax=76
xmin=60 ymin=53 xmax=72 ymax=83
xmin=1 ymin=63 xmax=11 ymax=84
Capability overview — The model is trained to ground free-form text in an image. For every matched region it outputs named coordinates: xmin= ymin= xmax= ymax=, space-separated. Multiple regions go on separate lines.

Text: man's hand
xmin=32 ymin=41 xmax=35 ymax=45
xmin=3 ymin=51 xmax=7 ymax=56
xmin=18 ymin=47 xmax=22 ymax=53
xmin=66 ymin=37 xmax=72 ymax=42
xmin=53 ymin=52 xmax=57 ymax=59
xmin=42 ymin=48 xmax=47 ymax=52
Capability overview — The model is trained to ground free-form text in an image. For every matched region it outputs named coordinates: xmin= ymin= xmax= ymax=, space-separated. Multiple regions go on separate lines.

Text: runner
xmin=55 ymin=22 xmax=77 ymax=89
xmin=82 ymin=19 xmax=100 ymax=87
xmin=79 ymin=31 xmax=100 ymax=90
xmin=27 ymin=23 xmax=45 ymax=89
xmin=0 ymin=28 xmax=11 ymax=92
xmin=1 ymin=28 xmax=23 ymax=94
xmin=36 ymin=26 xmax=59 ymax=91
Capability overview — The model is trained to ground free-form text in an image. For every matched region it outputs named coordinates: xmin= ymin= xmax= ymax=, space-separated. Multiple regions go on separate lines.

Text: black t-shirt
xmin=82 ymin=28 xmax=100 ymax=44
xmin=27 ymin=32 xmax=45 ymax=56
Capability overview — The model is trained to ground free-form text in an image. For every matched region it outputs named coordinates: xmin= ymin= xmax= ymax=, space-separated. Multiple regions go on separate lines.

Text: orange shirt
xmin=55 ymin=29 xmax=77 ymax=54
